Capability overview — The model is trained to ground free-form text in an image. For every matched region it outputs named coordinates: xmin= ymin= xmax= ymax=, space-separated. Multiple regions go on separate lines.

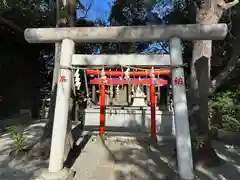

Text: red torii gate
xmin=87 ymin=68 xmax=171 ymax=136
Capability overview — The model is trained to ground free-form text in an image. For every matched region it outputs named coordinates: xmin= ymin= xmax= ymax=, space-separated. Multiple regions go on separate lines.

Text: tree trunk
xmin=189 ymin=0 xmax=239 ymax=166
xmin=26 ymin=0 xmax=76 ymax=160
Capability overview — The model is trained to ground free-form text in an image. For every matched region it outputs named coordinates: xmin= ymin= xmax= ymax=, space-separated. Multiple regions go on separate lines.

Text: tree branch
xmin=217 ymin=0 xmax=239 ymax=10
xmin=210 ymin=56 xmax=240 ymax=95
xmin=210 ymin=38 xmax=240 ymax=95
xmin=79 ymin=0 xmax=93 ymax=19
xmin=0 ymin=16 xmax=23 ymax=33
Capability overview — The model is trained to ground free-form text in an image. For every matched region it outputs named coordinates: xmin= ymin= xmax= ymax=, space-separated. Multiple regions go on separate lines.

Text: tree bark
xmin=0 ymin=16 xmax=23 ymax=33
xmin=189 ymin=0 xmax=239 ymax=166
xmin=27 ymin=0 xmax=76 ymax=160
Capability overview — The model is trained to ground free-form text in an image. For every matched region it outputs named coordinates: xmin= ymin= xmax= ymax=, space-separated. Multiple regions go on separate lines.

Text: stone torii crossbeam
xmin=24 ymin=24 xmax=227 ymax=180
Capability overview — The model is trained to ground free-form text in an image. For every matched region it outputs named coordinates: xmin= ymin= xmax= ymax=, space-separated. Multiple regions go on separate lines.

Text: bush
xmin=6 ymin=126 xmax=26 ymax=153
xmin=210 ymin=89 xmax=240 ymax=132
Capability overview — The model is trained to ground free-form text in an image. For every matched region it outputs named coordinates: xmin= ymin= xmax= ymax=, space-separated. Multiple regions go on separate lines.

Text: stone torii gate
xmin=24 ymin=24 xmax=227 ymax=180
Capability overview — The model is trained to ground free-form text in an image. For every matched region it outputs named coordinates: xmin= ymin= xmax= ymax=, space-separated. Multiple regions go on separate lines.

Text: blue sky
xmin=77 ymin=0 xmax=173 ymax=53
xmin=77 ymin=0 xmax=114 ymax=22
xmin=77 ymin=0 xmax=173 ymax=22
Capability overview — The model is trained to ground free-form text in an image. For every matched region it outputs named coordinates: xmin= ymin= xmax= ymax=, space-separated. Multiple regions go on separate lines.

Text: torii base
xmin=36 ymin=168 xmax=75 ymax=180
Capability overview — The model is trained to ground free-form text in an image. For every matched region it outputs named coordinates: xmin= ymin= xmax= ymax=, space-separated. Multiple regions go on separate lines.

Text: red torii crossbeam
xmin=86 ymin=69 xmax=171 ymax=76
xmin=90 ymin=78 xmax=168 ymax=85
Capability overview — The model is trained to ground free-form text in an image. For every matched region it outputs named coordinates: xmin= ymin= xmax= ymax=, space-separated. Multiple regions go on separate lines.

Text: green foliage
xmin=210 ymin=88 xmax=240 ymax=132
xmin=6 ymin=126 xmax=26 ymax=153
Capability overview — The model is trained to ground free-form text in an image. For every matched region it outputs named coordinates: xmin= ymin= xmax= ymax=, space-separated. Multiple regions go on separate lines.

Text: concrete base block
xmin=84 ymin=108 xmax=175 ymax=136
xmin=36 ymin=168 xmax=75 ymax=180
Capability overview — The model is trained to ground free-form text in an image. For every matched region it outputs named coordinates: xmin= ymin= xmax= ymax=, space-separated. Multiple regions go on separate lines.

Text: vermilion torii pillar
xmin=24 ymin=24 xmax=227 ymax=180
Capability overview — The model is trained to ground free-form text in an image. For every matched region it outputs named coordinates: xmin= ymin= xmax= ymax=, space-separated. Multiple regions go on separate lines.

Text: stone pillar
xmin=48 ymin=38 xmax=75 ymax=173
xmin=170 ymin=37 xmax=194 ymax=180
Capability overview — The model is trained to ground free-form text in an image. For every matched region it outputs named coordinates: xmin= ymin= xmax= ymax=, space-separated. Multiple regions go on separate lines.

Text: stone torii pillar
xmin=24 ymin=24 xmax=227 ymax=180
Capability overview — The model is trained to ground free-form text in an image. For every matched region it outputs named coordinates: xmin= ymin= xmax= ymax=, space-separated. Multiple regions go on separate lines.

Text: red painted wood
xmin=99 ymin=85 xmax=105 ymax=135
xmin=90 ymin=79 xmax=168 ymax=85
xmin=86 ymin=69 xmax=170 ymax=76
xmin=150 ymin=83 xmax=156 ymax=137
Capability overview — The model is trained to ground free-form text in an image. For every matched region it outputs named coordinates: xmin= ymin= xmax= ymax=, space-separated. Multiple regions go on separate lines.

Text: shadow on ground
xmin=195 ymin=141 xmax=240 ymax=180
xmin=104 ymin=137 xmax=240 ymax=180
xmin=0 ymin=154 xmax=48 ymax=180
xmin=102 ymin=137 xmax=179 ymax=180
xmin=61 ymin=128 xmax=240 ymax=180
xmin=0 ymin=117 xmax=48 ymax=180
xmin=1 ymin=115 xmax=240 ymax=180
xmin=64 ymin=124 xmax=92 ymax=168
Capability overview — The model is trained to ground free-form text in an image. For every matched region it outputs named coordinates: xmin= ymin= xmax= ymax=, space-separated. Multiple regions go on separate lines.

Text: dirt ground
xmin=1 ymin=120 xmax=240 ymax=180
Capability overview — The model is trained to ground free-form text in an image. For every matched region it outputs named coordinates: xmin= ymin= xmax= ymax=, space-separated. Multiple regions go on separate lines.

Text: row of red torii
xmin=24 ymin=24 xmax=227 ymax=180
xmin=79 ymin=67 xmax=172 ymax=136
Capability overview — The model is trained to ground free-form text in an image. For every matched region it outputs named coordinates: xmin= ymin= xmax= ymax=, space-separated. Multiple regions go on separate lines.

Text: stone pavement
xmin=72 ymin=135 xmax=179 ymax=180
